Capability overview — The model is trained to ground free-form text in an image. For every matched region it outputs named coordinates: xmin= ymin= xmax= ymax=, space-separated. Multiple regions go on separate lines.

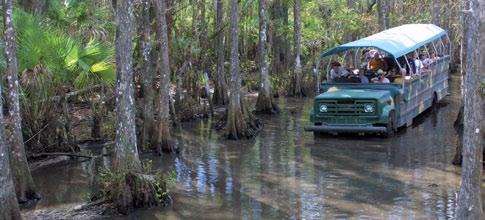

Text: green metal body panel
xmin=310 ymin=85 xmax=397 ymax=129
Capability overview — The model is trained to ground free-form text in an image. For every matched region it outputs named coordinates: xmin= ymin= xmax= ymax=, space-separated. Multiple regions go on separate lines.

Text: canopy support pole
xmin=326 ymin=55 xmax=334 ymax=81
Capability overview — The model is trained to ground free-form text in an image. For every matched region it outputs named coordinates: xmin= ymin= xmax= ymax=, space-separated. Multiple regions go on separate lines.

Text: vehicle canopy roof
xmin=320 ymin=24 xmax=446 ymax=59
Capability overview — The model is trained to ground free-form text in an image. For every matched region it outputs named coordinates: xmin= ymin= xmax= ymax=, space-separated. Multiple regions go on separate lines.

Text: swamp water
xmin=29 ymin=75 xmax=485 ymax=219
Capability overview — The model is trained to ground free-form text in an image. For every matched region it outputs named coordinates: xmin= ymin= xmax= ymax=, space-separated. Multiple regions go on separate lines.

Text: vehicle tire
xmin=385 ymin=111 xmax=396 ymax=137
xmin=431 ymin=93 xmax=438 ymax=112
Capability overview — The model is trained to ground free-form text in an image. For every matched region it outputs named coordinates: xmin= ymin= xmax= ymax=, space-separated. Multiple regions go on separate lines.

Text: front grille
xmin=317 ymin=99 xmax=377 ymax=116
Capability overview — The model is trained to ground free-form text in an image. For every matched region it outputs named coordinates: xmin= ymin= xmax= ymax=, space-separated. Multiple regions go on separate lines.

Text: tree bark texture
xmin=0 ymin=105 xmax=21 ymax=220
xmin=4 ymin=0 xmax=39 ymax=203
xmin=226 ymin=0 xmax=262 ymax=140
xmin=344 ymin=0 xmax=355 ymax=65
xmin=292 ymin=0 xmax=304 ymax=97
xmin=154 ymin=0 xmax=175 ymax=153
xmin=20 ymin=0 xmax=47 ymax=14
xmin=377 ymin=0 xmax=388 ymax=31
xmin=432 ymin=0 xmax=441 ymax=26
xmin=213 ymin=0 xmax=229 ymax=106
xmin=255 ymin=0 xmax=278 ymax=114
xmin=456 ymin=0 xmax=484 ymax=218
xmin=113 ymin=0 xmax=141 ymax=172
xmin=270 ymin=0 xmax=289 ymax=75
xmin=138 ymin=0 xmax=155 ymax=151
xmin=0 ymin=127 xmax=21 ymax=220
xmin=0 ymin=3 xmax=21 ymax=217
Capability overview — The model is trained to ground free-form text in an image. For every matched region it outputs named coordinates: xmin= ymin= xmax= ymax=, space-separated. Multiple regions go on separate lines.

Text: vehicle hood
xmin=316 ymin=88 xmax=391 ymax=100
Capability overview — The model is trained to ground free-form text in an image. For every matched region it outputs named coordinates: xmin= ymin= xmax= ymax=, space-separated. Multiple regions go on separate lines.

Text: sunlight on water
xmin=29 ymin=75 xmax=484 ymax=219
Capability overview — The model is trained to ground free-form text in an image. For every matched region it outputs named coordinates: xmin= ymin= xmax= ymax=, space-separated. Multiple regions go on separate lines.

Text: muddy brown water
xmin=29 ymin=75 xmax=485 ymax=219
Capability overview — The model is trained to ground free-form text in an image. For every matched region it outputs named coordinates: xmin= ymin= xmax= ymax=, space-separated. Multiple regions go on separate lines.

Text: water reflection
xmin=30 ymin=75 xmax=484 ymax=219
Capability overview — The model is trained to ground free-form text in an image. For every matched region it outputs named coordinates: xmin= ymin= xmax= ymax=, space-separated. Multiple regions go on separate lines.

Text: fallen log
xmin=31 ymin=152 xmax=110 ymax=159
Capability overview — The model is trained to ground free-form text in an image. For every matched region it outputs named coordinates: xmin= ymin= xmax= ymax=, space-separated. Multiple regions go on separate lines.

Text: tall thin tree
xmin=154 ymin=0 xmax=176 ymax=153
xmin=138 ymin=0 xmax=155 ymax=151
xmin=292 ymin=0 xmax=304 ymax=97
xmin=213 ymin=0 xmax=228 ymax=105
xmin=113 ymin=0 xmax=141 ymax=171
xmin=456 ymin=0 xmax=483 ymax=218
xmin=1 ymin=2 xmax=22 ymax=218
xmin=5 ymin=0 xmax=38 ymax=203
xmin=377 ymin=0 xmax=388 ymax=31
xmin=0 ymin=118 xmax=21 ymax=220
xmin=226 ymin=0 xmax=261 ymax=139
xmin=432 ymin=0 xmax=441 ymax=26
xmin=255 ymin=0 xmax=279 ymax=113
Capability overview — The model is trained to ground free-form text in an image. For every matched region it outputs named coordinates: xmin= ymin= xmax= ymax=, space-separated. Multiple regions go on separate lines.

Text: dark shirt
xmin=407 ymin=57 xmax=417 ymax=75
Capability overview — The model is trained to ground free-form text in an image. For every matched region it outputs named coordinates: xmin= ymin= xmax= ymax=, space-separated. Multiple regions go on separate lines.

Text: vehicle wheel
xmin=431 ymin=93 xmax=438 ymax=112
xmin=385 ymin=111 xmax=396 ymax=137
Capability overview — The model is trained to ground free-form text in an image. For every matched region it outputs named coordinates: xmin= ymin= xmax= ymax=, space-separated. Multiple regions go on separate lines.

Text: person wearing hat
xmin=372 ymin=69 xmax=390 ymax=83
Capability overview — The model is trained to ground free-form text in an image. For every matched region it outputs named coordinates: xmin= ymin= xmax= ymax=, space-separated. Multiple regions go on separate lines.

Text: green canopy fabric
xmin=320 ymin=24 xmax=446 ymax=58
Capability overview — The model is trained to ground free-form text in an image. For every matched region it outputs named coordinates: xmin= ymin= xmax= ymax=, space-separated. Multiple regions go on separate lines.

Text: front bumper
xmin=304 ymin=124 xmax=387 ymax=133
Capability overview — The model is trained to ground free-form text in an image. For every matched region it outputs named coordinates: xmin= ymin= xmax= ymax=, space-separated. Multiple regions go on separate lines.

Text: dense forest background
xmin=1 ymin=0 xmax=483 ymax=219
xmin=0 ymin=0 xmax=463 ymax=155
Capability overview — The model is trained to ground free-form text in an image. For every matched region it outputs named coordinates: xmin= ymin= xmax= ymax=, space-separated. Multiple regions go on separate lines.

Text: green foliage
xmin=14 ymin=9 xmax=115 ymax=90
xmin=68 ymin=40 xmax=115 ymax=89
xmin=47 ymin=0 xmax=114 ymax=42
xmin=8 ymin=8 xmax=115 ymax=153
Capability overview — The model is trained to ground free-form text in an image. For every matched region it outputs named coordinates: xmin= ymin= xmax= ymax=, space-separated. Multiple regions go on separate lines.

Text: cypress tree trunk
xmin=113 ymin=0 xmax=141 ymax=172
xmin=344 ymin=0 xmax=355 ymax=65
xmin=292 ymin=0 xmax=304 ymax=97
xmin=456 ymin=0 xmax=483 ymax=218
xmin=270 ymin=0 xmax=282 ymax=76
xmin=154 ymin=0 xmax=175 ymax=153
xmin=0 ymin=4 xmax=21 ymax=217
xmin=377 ymin=0 xmax=387 ymax=31
xmin=0 ymin=121 xmax=21 ymax=220
xmin=4 ymin=0 xmax=39 ymax=203
xmin=255 ymin=0 xmax=278 ymax=114
xmin=432 ymin=0 xmax=441 ymax=26
xmin=226 ymin=0 xmax=262 ymax=140
xmin=139 ymin=0 xmax=155 ymax=151
xmin=212 ymin=0 xmax=228 ymax=106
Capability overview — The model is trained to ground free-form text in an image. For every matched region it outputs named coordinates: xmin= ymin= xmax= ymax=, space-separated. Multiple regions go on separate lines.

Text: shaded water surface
xmin=31 ymin=75 xmax=484 ymax=219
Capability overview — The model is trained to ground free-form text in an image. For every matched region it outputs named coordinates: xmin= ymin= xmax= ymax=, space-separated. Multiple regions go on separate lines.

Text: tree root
xmin=97 ymin=170 xmax=170 ymax=215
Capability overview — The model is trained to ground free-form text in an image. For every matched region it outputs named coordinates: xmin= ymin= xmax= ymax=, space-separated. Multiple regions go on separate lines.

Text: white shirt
xmin=415 ymin=59 xmax=423 ymax=74
xmin=330 ymin=67 xmax=349 ymax=80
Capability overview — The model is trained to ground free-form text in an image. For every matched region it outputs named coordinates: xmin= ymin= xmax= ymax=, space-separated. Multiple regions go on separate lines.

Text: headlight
xmin=319 ymin=104 xmax=328 ymax=113
xmin=364 ymin=104 xmax=375 ymax=113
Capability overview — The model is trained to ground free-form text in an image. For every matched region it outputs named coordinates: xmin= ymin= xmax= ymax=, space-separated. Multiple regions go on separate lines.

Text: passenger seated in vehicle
xmin=419 ymin=54 xmax=432 ymax=74
xmin=371 ymin=69 xmax=390 ymax=83
xmin=357 ymin=69 xmax=369 ymax=84
xmin=329 ymin=61 xmax=349 ymax=81
xmin=424 ymin=52 xmax=439 ymax=65
xmin=405 ymin=53 xmax=417 ymax=75
xmin=367 ymin=52 xmax=388 ymax=71
xmin=392 ymin=69 xmax=406 ymax=84
xmin=414 ymin=54 xmax=424 ymax=74
xmin=388 ymin=67 xmax=398 ymax=77
xmin=360 ymin=49 xmax=372 ymax=69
